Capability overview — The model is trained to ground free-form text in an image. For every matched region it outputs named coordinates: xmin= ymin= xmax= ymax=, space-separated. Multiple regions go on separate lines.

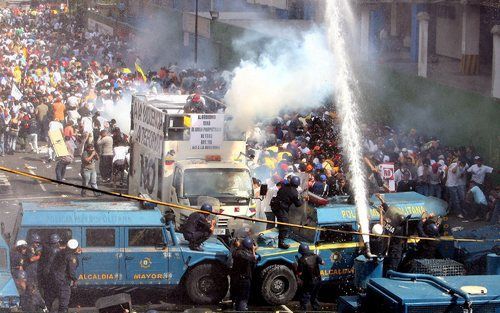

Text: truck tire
xmin=185 ymin=263 xmax=228 ymax=304
xmin=260 ymin=264 xmax=297 ymax=305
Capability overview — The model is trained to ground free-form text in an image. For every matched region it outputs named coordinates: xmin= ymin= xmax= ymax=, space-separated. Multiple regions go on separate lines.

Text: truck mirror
xmin=260 ymin=184 xmax=268 ymax=197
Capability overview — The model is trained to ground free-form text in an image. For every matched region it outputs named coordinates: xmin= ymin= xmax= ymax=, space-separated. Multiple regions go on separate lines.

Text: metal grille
xmin=411 ymin=259 xmax=466 ymax=276
xmin=217 ymin=217 xmax=229 ymax=228
xmin=409 ymin=303 xmax=498 ymax=313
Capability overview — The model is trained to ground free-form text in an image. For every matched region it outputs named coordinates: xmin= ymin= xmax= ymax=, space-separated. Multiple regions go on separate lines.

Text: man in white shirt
xmin=446 ymin=158 xmax=467 ymax=218
xmin=467 ymin=156 xmax=494 ymax=190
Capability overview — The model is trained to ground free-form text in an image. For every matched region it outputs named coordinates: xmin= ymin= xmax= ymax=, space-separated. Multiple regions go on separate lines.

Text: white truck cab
xmin=128 ymin=93 xmax=255 ymax=233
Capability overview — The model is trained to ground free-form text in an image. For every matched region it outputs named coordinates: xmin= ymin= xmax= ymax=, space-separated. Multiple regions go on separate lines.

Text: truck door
xmin=315 ymin=224 xmax=358 ymax=280
xmin=81 ymin=227 xmax=121 ymax=284
xmin=124 ymin=227 xmax=168 ymax=284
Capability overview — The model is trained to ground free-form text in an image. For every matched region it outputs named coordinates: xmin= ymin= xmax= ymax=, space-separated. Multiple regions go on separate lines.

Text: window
xmin=318 ymin=224 xmax=355 ymax=244
xmin=128 ymin=228 xmax=164 ymax=247
xmin=27 ymin=228 xmax=72 ymax=245
xmin=86 ymin=228 xmax=115 ymax=247
xmin=0 ymin=248 xmax=7 ymax=271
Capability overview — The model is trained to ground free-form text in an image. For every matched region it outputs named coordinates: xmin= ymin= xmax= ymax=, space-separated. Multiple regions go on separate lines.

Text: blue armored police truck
xmin=0 ymin=234 xmax=19 ymax=311
xmin=11 ymin=201 xmax=230 ymax=304
xmin=252 ymin=192 xmax=448 ymax=305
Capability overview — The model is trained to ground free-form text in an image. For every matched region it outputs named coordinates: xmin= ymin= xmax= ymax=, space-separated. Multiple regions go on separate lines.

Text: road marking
xmin=280 ymin=305 xmax=293 ymax=313
xmin=27 ymin=169 xmax=47 ymax=192
xmin=0 ymin=195 xmax=74 ymax=202
xmin=0 ymin=173 xmax=11 ymax=186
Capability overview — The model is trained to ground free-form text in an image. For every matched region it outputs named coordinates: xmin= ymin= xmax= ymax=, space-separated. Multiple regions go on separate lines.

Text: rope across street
xmin=0 ymin=165 xmax=497 ymax=244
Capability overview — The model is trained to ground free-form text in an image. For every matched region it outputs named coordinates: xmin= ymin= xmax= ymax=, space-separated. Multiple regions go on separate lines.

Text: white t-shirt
xmin=445 ymin=162 xmax=466 ymax=187
xmin=48 ymin=120 xmax=63 ymax=132
xmin=467 ymin=164 xmax=493 ymax=184
xmin=113 ymin=146 xmax=129 ymax=163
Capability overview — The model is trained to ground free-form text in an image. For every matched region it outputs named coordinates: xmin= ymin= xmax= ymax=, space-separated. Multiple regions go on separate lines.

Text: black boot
xmin=278 ymin=240 xmax=289 ymax=249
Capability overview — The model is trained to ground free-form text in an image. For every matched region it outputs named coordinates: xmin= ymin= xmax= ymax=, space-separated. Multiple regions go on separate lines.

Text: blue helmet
xmin=424 ymin=222 xmax=439 ymax=237
xmin=298 ymin=243 xmax=310 ymax=255
xmin=320 ymin=174 xmax=327 ymax=182
xmin=49 ymin=233 xmax=61 ymax=244
xmin=30 ymin=233 xmax=41 ymax=244
xmin=242 ymin=237 xmax=254 ymax=250
xmin=200 ymin=203 xmax=213 ymax=213
xmin=290 ymin=176 xmax=301 ymax=187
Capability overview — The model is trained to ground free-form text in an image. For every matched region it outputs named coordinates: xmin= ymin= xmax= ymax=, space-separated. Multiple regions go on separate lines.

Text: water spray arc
xmin=325 ymin=1 xmax=372 ymax=253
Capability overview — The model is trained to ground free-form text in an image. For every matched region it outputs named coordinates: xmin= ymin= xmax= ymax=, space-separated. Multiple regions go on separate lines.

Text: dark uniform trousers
xmin=298 ymin=254 xmax=323 ymax=311
xmin=232 ymin=275 xmax=252 ymax=311
xmin=300 ymin=279 xmax=321 ymax=311
xmin=46 ymin=251 xmax=79 ymax=313
xmin=275 ymin=209 xmax=289 ymax=242
xmin=183 ymin=231 xmax=211 ymax=247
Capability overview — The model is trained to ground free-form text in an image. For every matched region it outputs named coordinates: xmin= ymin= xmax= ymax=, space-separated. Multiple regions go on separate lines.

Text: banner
xmin=189 ymin=114 xmax=224 ymax=150
xmin=10 ymin=83 xmax=23 ymax=100
xmin=378 ymin=162 xmax=395 ymax=192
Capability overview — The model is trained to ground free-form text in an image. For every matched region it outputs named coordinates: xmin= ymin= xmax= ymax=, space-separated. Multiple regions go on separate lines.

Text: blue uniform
xmin=41 ymin=244 xmax=61 ymax=301
xmin=182 ymin=212 xmax=212 ymax=249
xmin=46 ymin=250 xmax=79 ymax=313
xmin=297 ymin=253 xmax=323 ymax=311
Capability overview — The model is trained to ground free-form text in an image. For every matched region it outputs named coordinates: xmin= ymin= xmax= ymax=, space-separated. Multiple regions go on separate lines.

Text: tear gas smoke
xmin=224 ymin=28 xmax=335 ymax=131
xmin=325 ymin=1 xmax=371 ymax=244
xmin=100 ymin=92 xmax=132 ymax=134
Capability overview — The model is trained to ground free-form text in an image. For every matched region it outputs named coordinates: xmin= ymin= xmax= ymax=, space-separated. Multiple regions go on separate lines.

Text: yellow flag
xmin=13 ymin=66 xmax=22 ymax=84
xmin=121 ymin=68 xmax=132 ymax=74
xmin=135 ymin=62 xmax=147 ymax=82
xmin=22 ymin=47 xmax=28 ymax=60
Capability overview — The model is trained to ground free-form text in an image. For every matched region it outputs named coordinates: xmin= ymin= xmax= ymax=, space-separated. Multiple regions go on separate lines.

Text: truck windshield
xmin=183 ymin=169 xmax=253 ymax=199
xmin=0 ymin=248 xmax=6 ymax=271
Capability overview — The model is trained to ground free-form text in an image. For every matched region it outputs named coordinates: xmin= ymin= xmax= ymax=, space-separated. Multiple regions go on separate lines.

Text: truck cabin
xmin=0 ymin=234 xmax=19 ymax=311
xmin=13 ymin=201 xmax=229 ymax=290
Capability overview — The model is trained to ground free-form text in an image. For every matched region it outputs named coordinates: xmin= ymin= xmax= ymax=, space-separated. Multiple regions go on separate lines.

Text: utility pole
xmin=194 ymin=0 xmax=199 ymax=64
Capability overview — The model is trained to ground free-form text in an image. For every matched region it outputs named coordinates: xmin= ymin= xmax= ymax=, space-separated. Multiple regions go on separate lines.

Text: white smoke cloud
xmin=224 ymin=28 xmax=336 ymax=131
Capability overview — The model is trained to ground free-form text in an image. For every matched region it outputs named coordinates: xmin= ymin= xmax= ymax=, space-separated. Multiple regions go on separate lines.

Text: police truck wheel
xmin=260 ymin=265 xmax=297 ymax=305
xmin=185 ymin=263 xmax=228 ymax=304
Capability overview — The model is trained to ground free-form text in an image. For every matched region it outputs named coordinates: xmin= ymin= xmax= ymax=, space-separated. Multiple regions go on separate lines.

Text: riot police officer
xmin=231 ymin=237 xmax=258 ymax=311
xmin=271 ymin=176 xmax=304 ymax=249
xmin=415 ymin=215 xmax=441 ymax=259
xmin=41 ymin=234 xmax=62 ymax=300
xmin=10 ymin=240 xmax=28 ymax=275
xmin=296 ymin=243 xmax=324 ymax=311
xmin=25 ymin=233 xmax=42 ymax=287
xmin=182 ymin=204 xmax=216 ymax=251
xmin=375 ymin=194 xmax=407 ymax=275
xmin=46 ymin=239 xmax=80 ymax=313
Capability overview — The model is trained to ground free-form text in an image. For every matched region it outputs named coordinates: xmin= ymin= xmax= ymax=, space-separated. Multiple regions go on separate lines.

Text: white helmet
xmin=372 ymin=224 xmax=384 ymax=236
xmin=15 ymin=240 xmax=27 ymax=247
xmin=67 ymin=239 xmax=79 ymax=250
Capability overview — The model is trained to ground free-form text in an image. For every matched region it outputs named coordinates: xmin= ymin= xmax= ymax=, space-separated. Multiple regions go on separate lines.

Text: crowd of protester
xmin=247 ymin=111 xmax=498 ymax=225
xmin=0 ymin=7 xmax=497 ymax=223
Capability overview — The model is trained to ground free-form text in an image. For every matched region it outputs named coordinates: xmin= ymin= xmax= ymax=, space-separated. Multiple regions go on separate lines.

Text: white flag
xmin=10 ymin=83 xmax=23 ymax=100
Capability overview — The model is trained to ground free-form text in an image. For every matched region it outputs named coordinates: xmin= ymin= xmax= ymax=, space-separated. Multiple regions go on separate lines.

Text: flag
xmin=13 ymin=66 xmax=22 ymax=84
xmin=11 ymin=83 xmax=23 ymax=100
xmin=22 ymin=47 xmax=28 ymax=60
xmin=134 ymin=59 xmax=147 ymax=82
xmin=121 ymin=68 xmax=132 ymax=74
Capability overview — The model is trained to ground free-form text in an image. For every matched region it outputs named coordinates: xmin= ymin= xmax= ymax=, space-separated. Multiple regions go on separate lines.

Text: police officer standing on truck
xmin=375 ymin=194 xmax=407 ymax=275
xmin=182 ymin=204 xmax=216 ymax=251
xmin=296 ymin=243 xmax=325 ymax=311
xmin=231 ymin=237 xmax=259 ymax=311
xmin=271 ymin=176 xmax=304 ymax=249
xmin=41 ymin=234 xmax=62 ymax=300
xmin=46 ymin=239 xmax=80 ymax=313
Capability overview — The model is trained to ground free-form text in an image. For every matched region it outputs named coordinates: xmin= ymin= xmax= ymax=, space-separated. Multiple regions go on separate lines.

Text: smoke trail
xmin=325 ymin=1 xmax=371 ymax=244
xmin=224 ymin=29 xmax=335 ymax=131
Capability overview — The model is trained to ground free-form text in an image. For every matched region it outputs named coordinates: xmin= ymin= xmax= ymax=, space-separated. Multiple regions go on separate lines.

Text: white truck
xmin=128 ymin=93 xmax=257 ymax=234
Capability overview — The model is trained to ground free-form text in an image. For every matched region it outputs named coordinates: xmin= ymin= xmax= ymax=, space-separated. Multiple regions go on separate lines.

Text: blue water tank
xmin=354 ymin=255 xmax=384 ymax=290
xmin=486 ymin=253 xmax=500 ymax=275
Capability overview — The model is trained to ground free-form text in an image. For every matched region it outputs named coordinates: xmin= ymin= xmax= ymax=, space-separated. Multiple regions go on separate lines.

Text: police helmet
xmin=385 ymin=206 xmax=406 ymax=227
xmin=15 ymin=270 xmax=27 ymax=280
xmin=424 ymin=222 xmax=439 ymax=238
xmin=49 ymin=233 xmax=61 ymax=244
xmin=67 ymin=239 xmax=79 ymax=250
xmin=15 ymin=240 xmax=27 ymax=248
xmin=298 ymin=243 xmax=310 ymax=255
xmin=372 ymin=224 xmax=384 ymax=236
xmin=290 ymin=176 xmax=301 ymax=187
xmin=200 ymin=203 xmax=213 ymax=213
xmin=241 ymin=237 xmax=254 ymax=250
xmin=319 ymin=174 xmax=327 ymax=182
xmin=29 ymin=233 xmax=41 ymax=244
